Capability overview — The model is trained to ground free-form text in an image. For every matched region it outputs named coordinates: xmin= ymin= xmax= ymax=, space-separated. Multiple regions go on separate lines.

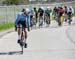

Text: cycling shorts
xmin=17 ymin=20 xmax=27 ymax=28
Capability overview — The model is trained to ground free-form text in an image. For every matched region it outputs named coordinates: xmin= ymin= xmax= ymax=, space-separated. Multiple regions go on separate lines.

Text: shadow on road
xmin=0 ymin=51 xmax=23 ymax=55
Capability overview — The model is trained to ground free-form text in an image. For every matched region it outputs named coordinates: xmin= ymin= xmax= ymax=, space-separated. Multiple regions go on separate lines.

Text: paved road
xmin=0 ymin=17 xmax=75 ymax=59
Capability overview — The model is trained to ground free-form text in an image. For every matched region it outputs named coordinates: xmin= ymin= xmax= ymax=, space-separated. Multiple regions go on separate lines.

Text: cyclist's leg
xmin=58 ymin=15 xmax=61 ymax=26
xmin=36 ymin=13 xmax=38 ymax=23
xmin=48 ymin=14 xmax=50 ymax=24
xmin=39 ymin=16 xmax=41 ymax=26
xmin=24 ymin=28 xmax=28 ymax=41
xmin=44 ymin=14 xmax=46 ymax=23
xmin=45 ymin=15 xmax=48 ymax=24
xmin=24 ymin=28 xmax=28 ymax=48
xmin=68 ymin=15 xmax=72 ymax=25
xmin=39 ymin=16 xmax=43 ymax=26
xmin=22 ymin=20 xmax=28 ymax=44
xmin=59 ymin=15 xmax=63 ymax=26
xmin=61 ymin=16 xmax=64 ymax=25
xmin=65 ymin=14 xmax=68 ymax=22
xmin=17 ymin=23 xmax=21 ymax=43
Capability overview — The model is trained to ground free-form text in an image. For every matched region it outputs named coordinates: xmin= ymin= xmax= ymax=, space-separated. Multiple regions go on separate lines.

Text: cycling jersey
xmin=64 ymin=6 xmax=68 ymax=14
xmin=58 ymin=8 xmax=64 ymax=16
xmin=67 ymin=10 xmax=72 ymax=15
xmin=45 ymin=9 xmax=50 ymax=17
xmin=38 ymin=8 xmax=44 ymax=16
xmin=15 ymin=12 xmax=30 ymax=27
xmin=58 ymin=8 xmax=64 ymax=14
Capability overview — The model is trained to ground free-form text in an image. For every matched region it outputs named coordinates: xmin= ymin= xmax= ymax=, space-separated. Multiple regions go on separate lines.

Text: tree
xmin=3 ymin=0 xmax=18 ymax=5
xmin=18 ymin=0 xmax=29 ymax=4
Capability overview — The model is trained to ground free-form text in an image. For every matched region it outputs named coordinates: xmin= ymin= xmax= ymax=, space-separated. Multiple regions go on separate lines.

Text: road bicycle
xmin=17 ymin=26 xmax=27 ymax=54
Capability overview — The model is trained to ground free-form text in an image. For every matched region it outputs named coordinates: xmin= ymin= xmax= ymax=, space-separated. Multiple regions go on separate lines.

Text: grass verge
xmin=0 ymin=22 xmax=14 ymax=32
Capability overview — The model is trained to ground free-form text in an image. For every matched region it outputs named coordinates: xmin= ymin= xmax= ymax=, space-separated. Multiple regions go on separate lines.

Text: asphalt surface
xmin=0 ymin=17 xmax=75 ymax=59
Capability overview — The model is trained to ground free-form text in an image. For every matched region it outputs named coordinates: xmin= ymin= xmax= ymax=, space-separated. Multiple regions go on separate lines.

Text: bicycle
xmin=17 ymin=26 xmax=27 ymax=54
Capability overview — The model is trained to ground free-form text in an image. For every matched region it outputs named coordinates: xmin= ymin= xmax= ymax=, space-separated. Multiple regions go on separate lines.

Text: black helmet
xmin=22 ymin=8 xmax=25 ymax=12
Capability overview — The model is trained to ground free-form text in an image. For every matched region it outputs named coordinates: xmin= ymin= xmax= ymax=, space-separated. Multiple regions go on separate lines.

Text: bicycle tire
xmin=21 ymin=46 xmax=23 ymax=54
xmin=20 ymin=30 xmax=24 ymax=54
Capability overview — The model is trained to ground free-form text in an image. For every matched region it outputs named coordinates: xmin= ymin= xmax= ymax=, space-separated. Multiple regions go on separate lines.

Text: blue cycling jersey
xmin=15 ymin=12 xmax=30 ymax=26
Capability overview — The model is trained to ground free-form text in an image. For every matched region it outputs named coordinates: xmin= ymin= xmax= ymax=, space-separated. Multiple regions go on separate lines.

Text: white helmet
xmin=25 ymin=8 xmax=31 ymax=14
xmin=40 ymin=7 xmax=44 ymax=10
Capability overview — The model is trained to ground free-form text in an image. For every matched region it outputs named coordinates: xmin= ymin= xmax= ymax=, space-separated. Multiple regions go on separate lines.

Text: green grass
xmin=0 ymin=22 xmax=14 ymax=32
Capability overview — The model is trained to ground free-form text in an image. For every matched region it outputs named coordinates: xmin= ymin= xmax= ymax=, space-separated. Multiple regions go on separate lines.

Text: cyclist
xmin=64 ymin=6 xmax=68 ymax=22
xmin=38 ymin=7 xmax=44 ymax=27
xmin=15 ymin=9 xmax=30 ymax=48
xmin=53 ymin=6 xmax=58 ymax=20
xmin=29 ymin=9 xmax=36 ymax=28
xmin=67 ymin=7 xmax=73 ymax=25
xmin=44 ymin=7 xmax=51 ymax=26
xmin=58 ymin=7 xmax=65 ymax=26
xmin=33 ymin=7 xmax=38 ymax=23
xmin=52 ymin=6 xmax=59 ymax=22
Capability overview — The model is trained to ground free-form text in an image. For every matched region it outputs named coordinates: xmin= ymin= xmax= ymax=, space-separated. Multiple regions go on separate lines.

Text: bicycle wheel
xmin=20 ymin=31 xmax=24 ymax=54
xmin=21 ymin=46 xmax=23 ymax=54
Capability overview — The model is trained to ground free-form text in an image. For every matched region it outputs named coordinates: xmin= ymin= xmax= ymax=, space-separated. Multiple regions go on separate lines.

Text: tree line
xmin=2 ymin=0 xmax=29 ymax=5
